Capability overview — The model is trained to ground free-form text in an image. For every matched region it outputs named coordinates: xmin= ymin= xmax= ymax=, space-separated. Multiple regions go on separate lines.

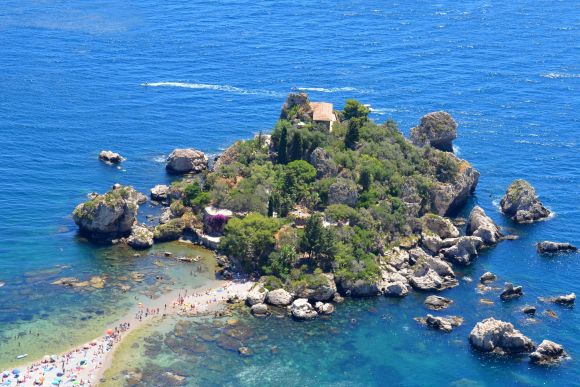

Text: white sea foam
xmin=294 ymin=86 xmax=369 ymax=94
xmin=152 ymin=155 xmax=166 ymax=163
xmin=541 ymin=72 xmax=580 ymax=79
xmin=142 ymin=82 xmax=284 ymax=97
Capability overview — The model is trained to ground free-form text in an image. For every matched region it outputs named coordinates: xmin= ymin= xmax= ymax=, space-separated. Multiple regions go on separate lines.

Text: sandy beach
xmin=1 ymin=279 xmax=254 ymax=387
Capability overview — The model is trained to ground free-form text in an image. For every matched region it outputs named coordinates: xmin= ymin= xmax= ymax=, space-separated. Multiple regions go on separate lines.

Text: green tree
xmin=220 ymin=213 xmax=281 ymax=272
xmin=277 ymin=125 xmax=288 ymax=164
xmin=279 ymin=160 xmax=317 ymax=202
xmin=343 ymin=99 xmax=369 ymax=121
xmin=359 ymin=169 xmax=372 ymax=191
xmin=344 ymin=119 xmax=361 ymax=150
xmin=299 ymin=214 xmax=335 ymax=270
xmin=289 ymin=132 xmax=303 ymax=161
xmin=264 ymin=244 xmax=296 ymax=278
xmin=267 ymin=195 xmax=275 ymax=217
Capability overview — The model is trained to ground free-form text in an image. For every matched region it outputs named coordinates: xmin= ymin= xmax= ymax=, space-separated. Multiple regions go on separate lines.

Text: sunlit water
xmin=0 ymin=0 xmax=578 ymax=385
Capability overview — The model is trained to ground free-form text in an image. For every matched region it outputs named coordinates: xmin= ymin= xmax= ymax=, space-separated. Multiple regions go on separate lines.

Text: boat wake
xmin=142 ymin=82 xmax=284 ymax=97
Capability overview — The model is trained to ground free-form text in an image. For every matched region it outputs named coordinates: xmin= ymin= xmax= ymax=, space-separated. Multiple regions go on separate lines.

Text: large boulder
xmin=72 ymin=185 xmax=143 ymax=242
xmin=480 ymin=272 xmax=497 ymax=284
xmin=500 ymin=180 xmax=550 ymax=223
xmin=98 ymin=150 xmax=124 ymax=164
xmin=466 ymin=206 xmax=502 ymax=245
xmin=415 ymin=314 xmax=463 ymax=333
xmin=421 ymin=214 xmax=459 ymax=239
xmin=280 ymin=93 xmax=313 ymax=122
xmin=166 ymin=148 xmax=208 ymax=174
xmin=536 ymin=241 xmax=577 ymax=255
xmin=309 ymin=147 xmax=338 ymax=178
xmin=314 ymin=301 xmax=335 ymax=315
xmin=430 ymin=158 xmax=480 ymax=216
xmin=265 ymin=289 xmax=294 ymax=306
xmin=410 ymin=111 xmax=457 ymax=152
xmin=246 ymin=285 xmax=269 ymax=306
xmin=382 ymin=277 xmax=409 ymax=297
xmin=424 ymin=295 xmax=453 ymax=310
xmin=290 ymin=298 xmax=318 ymax=320
xmin=250 ymin=303 xmax=269 ymax=317
xmin=294 ymin=273 xmax=337 ymax=301
xmin=410 ymin=262 xmax=457 ymax=292
xmin=338 ymin=277 xmax=381 ymax=297
xmin=150 ymin=185 xmax=170 ymax=202
xmin=529 ymin=340 xmax=568 ymax=365
xmin=328 ymin=178 xmax=359 ymax=207
xmin=441 ymin=236 xmax=483 ymax=265
xmin=469 ymin=318 xmax=535 ymax=354
xmin=543 ymin=293 xmax=575 ymax=305
xmin=500 ymin=283 xmax=524 ymax=301
xmin=127 ymin=225 xmax=154 ymax=249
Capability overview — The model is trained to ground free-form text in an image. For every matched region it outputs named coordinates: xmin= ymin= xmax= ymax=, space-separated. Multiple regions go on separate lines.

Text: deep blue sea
xmin=0 ymin=0 xmax=579 ymax=385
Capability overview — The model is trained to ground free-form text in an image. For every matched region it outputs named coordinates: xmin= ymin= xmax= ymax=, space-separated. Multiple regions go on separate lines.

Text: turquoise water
xmin=0 ymin=0 xmax=579 ymax=385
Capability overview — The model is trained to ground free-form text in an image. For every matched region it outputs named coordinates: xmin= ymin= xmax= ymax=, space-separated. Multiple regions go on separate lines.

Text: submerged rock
xmin=166 ymin=148 xmax=208 ymax=174
xmin=500 ymin=283 xmax=524 ymax=301
xmin=466 ymin=206 xmax=502 ymax=245
xmin=410 ymin=111 xmax=457 ymax=152
xmin=424 ymin=295 xmax=453 ymax=310
xmin=500 ymin=180 xmax=550 ymax=223
xmin=127 ymin=225 xmax=154 ymax=249
xmin=541 ymin=293 xmax=575 ymax=305
xmin=536 ymin=241 xmax=577 ymax=255
xmin=290 ymin=298 xmax=318 ymax=320
xmin=415 ymin=314 xmax=463 ymax=332
xmin=99 ymin=150 xmax=124 ymax=164
xmin=469 ymin=318 xmax=535 ymax=354
xmin=73 ymin=185 xmax=143 ymax=242
xmin=529 ymin=340 xmax=568 ymax=365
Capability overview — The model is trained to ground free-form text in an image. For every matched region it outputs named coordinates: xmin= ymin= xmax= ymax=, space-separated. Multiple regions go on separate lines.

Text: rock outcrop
xmin=290 ymin=298 xmax=318 ymax=320
xmin=127 ymin=225 xmax=154 ymax=249
xmin=250 ymin=303 xmax=269 ymax=317
xmin=416 ymin=314 xmax=463 ymax=332
xmin=410 ymin=257 xmax=458 ymax=291
xmin=150 ymin=185 xmax=170 ymax=202
xmin=166 ymin=148 xmax=208 ymax=174
xmin=73 ymin=185 xmax=144 ymax=242
xmin=294 ymin=273 xmax=337 ymax=301
xmin=338 ymin=278 xmax=381 ymax=297
xmin=153 ymin=218 xmax=186 ymax=242
xmin=328 ymin=178 xmax=359 ymax=207
xmin=99 ymin=150 xmax=124 ymax=164
xmin=422 ymin=214 xmax=460 ymax=239
xmin=536 ymin=241 xmax=577 ymax=255
xmin=466 ymin=206 xmax=502 ymax=245
xmin=424 ymin=295 xmax=453 ymax=310
xmin=410 ymin=111 xmax=457 ymax=152
xmin=430 ymin=158 xmax=480 ymax=216
xmin=469 ymin=318 xmax=535 ymax=354
xmin=441 ymin=236 xmax=483 ymax=265
xmin=500 ymin=283 xmax=524 ymax=301
xmin=480 ymin=272 xmax=497 ymax=284
xmin=309 ymin=147 xmax=338 ymax=178
xmin=280 ymin=93 xmax=313 ymax=122
xmin=315 ymin=301 xmax=335 ymax=314
xmin=529 ymin=340 xmax=568 ymax=365
xmin=246 ymin=285 xmax=268 ymax=306
xmin=266 ymin=288 xmax=294 ymax=306
xmin=500 ymin=180 xmax=550 ymax=223
xmin=542 ymin=293 xmax=575 ymax=305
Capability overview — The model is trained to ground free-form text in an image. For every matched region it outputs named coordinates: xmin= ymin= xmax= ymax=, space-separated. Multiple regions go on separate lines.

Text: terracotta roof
xmin=311 ymin=102 xmax=335 ymax=122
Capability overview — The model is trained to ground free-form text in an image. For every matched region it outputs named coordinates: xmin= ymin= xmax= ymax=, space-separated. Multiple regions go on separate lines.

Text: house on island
xmin=310 ymin=102 xmax=337 ymax=132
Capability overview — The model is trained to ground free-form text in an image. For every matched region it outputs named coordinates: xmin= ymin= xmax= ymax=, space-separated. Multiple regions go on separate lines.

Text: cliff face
xmin=430 ymin=159 xmax=480 ymax=216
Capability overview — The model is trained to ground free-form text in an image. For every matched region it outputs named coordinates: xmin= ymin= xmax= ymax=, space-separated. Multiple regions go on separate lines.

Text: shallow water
xmin=0 ymin=0 xmax=579 ymax=385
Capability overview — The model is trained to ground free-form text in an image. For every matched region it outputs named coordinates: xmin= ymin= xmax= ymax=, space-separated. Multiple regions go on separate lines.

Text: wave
xmin=142 ymin=82 xmax=284 ymax=97
xmin=293 ymin=86 xmax=370 ymax=94
xmin=152 ymin=155 xmax=166 ymax=163
xmin=541 ymin=72 xmax=580 ymax=79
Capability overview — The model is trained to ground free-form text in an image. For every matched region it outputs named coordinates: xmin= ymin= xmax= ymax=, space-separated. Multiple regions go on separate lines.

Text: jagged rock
xmin=295 ymin=273 xmax=337 ymax=301
xmin=73 ymin=185 xmax=143 ymax=242
xmin=328 ymin=178 xmax=359 ymax=207
xmin=150 ymin=185 xmax=170 ymax=202
xmin=469 ymin=318 xmax=535 ymax=354
xmin=290 ymin=298 xmax=318 ymax=320
xmin=99 ymin=150 xmax=124 ymax=164
xmin=500 ymin=283 xmax=524 ymax=301
xmin=480 ymin=272 xmax=497 ymax=284
xmin=530 ymin=340 xmax=568 ymax=365
xmin=382 ymin=281 xmax=409 ymax=297
xmin=250 ymin=303 xmax=269 ymax=317
xmin=430 ymin=157 xmax=480 ymax=216
xmin=441 ymin=236 xmax=483 ymax=265
xmin=415 ymin=314 xmax=463 ymax=332
xmin=338 ymin=277 xmax=381 ymax=297
xmin=522 ymin=306 xmax=537 ymax=315
xmin=542 ymin=293 xmax=576 ymax=305
xmin=246 ymin=285 xmax=268 ymax=306
xmin=410 ymin=258 xmax=458 ymax=292
xmin=422 ymin=214 xmax=459 ymax=239
xmin=466 ymin=206 xmax=502 ymax=245
xmin=127 ymin=225 xmax=154 ymax=249
xmin=166 ymin=148 xmax=208 ymax=174
xmin=280 ymin=93 xmax=313 ymax=122
xmin=410 ymin=111 xmax=457 ymax=152
xmin=536 ymin=241 xmax=577 ymax=255
xmin=315 ymin=301 xmax=335 ymax=314
xmin=424 ymin=295 xmax=453 ymax=310
xmin=500 ymin=180 xmax=550 ymax=223
xmin=265 ymin=289 xmax=293 ymax=306
xmin=384 ymin=248 xmax=410 ymax=270
xmin=309 ymin=147 xmax=338 ymax=178
xmin=153 ymin=218 xmax=186 ymax=242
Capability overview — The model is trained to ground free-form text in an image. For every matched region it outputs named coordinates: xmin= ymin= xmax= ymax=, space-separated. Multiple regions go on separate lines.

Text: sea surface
xmin=0 ymin=0 xmax=579 ymax=385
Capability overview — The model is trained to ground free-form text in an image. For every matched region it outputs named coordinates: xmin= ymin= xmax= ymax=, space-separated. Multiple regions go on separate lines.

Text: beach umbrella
xmin=2 ymin=371 xmax=9 ymax=377
xmin=106 ymin=328 xmax=114 ymax=335
xmin=12 ymin=369 xmax=20 ymax=375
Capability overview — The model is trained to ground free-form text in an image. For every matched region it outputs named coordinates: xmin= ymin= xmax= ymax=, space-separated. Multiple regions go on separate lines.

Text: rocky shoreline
xmin=70 ymin=93 xmax=576 ymax=369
